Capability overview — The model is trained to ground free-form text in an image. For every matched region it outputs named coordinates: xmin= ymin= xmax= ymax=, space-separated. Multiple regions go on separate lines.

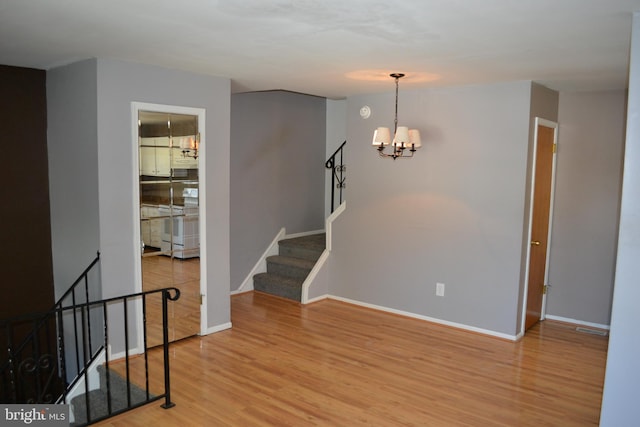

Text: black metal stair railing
xmin=325 ymin=140 xmax=346 ymax=213
xmin=57 ymin=286 xmax=180 ymax=425
xmin=0 ymin=251 xmax=102 ymax=405
xmin=0 ymin=310 xmax=62 ymax=404
xmin=1 ymin=253 xmax=180 ymax=425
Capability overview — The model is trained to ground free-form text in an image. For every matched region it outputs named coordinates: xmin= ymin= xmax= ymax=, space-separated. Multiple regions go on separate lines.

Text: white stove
xmin=159 ymin=202 xmax=199 ymax=259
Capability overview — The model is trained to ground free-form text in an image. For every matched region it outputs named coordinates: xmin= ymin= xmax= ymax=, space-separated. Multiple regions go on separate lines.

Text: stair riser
xmin=267 ymin=261 xmax=312 ymax=279
xmin=278 ymin=245 xmax=323 ymax=262
xmin=254 ymin=277 xmax=302 ymax=301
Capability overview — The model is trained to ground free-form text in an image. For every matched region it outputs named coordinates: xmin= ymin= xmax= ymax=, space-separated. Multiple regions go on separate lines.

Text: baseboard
xmin=202 ymin=321 xmax=232 ymax=335
xmin=305 ymin=294 xmax=329 ymax=304
xmin=544 ymin=314 xmax=610 ymax=330
xmin=327 ymin=295 xmax=519 ymax=341
xmin=109 ymin=344 xmax=143 ymax=361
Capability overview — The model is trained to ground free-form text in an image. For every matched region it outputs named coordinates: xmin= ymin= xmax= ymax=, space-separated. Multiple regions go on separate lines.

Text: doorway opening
xmin=521 ymin=118 xmax=558 ymax=334
xmin=132 ymin=103 xmax=206 ymax=348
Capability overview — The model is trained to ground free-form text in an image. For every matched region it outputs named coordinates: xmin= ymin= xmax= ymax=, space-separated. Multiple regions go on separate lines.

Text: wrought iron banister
xmin=1 ymin=253 xmax=179 ymax=425
xmin=56 ymin=252 xmax=101 ymax=307
xmin=326 ymin=140 xmax=346 ymax=213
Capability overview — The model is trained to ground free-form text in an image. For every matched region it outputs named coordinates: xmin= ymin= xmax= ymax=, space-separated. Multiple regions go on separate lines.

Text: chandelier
xmin=372 ymin=73 xmax=421 ymax=159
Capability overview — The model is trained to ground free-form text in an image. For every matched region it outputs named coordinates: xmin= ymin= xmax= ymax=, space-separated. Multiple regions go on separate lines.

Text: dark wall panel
xmin=0 ymin=65 xmax=54 ymax=319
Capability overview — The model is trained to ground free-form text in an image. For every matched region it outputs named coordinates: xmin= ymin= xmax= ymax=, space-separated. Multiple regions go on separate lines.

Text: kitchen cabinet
xmin=140 ymin=137 xmax=171 ymax=177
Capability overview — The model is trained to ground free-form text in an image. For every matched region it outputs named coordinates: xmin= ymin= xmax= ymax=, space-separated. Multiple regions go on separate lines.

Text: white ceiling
xmin=2 ymin=0 xmax=640 ymax=99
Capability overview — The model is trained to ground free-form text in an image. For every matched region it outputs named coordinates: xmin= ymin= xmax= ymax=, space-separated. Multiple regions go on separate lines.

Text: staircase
xmin=71 ymin=365 xmax=151 ymax=426
xmin=253 ymin=233 xmax=325 ymax=301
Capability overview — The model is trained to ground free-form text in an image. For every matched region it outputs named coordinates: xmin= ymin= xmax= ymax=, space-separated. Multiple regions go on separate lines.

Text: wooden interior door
xmin=525 ymin=123 xmax=556 ymax=331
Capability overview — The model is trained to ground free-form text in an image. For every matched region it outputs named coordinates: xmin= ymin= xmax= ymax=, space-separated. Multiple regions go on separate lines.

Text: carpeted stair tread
xmin=278 ymin=233 xmax=326 ymax=261
xmin=71 ymin=388 xmax=147 ymax=426
xmin=253 ymin=232 xmax=326 ymax=302
xmin=70 ymin=365 xmax=151 ymax=426
xmin=254 ymin=272 xmax=304 ymax=301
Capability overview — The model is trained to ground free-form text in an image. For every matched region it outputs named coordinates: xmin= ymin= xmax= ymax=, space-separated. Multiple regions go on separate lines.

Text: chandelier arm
xmin=377 ymin=145 xmax=415 ymax=160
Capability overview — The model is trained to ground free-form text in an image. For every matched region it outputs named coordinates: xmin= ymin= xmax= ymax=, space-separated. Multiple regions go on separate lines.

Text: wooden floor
xmin=141 ymin=255 xmax=200 ymax=347
xmin=96 ymin=291 xmax=608 ymax=426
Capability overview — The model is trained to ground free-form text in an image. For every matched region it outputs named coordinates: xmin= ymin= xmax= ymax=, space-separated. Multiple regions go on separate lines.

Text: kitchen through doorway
xmin=134 ymin=105 xmax=205 ymax=347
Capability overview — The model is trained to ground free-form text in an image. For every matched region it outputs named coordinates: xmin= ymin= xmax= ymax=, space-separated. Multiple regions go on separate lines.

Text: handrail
xmin=325 ymin=140 xmax=346 ymax=169
xmin=56 ymin=252 xmax=101 ymax=307
xmin=325 ymin=140 xmax=346 ymax=213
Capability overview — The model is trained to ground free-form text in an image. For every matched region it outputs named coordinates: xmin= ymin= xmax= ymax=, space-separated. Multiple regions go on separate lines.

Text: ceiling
xmin=2 ymin=0 xmax=640 ymax=99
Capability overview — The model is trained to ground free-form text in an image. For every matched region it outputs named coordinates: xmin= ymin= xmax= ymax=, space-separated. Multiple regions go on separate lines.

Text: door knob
xmin=531 ymin=240 xmax=540 ymax=246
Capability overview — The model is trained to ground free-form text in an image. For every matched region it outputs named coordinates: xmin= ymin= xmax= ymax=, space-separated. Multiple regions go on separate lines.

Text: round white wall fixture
xmin=359 ymin=105 xmax=371 ymax=119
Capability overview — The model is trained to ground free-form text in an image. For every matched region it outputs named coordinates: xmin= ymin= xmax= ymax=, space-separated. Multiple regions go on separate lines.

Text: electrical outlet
xmin=436 ymin=282 xmax=445 ymax=297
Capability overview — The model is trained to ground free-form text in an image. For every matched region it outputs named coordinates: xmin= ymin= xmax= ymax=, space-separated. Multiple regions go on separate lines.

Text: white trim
xmin=305 ymin=294 xmax=329 ymax=304
xmin=301 ymin=201 xmax=346 ymax=303
xmin=300 ymin=249 xmax=329 ymax=303
xmin=284 ymin=228 xmax=325 ymax=239
xmin=108 ymin=343 xmax=144 ymax=362
xmin=202 ymin=321 xmax=233 ymax=335
xmin=198 ymin=109 xmax=208 ymax=336
xmin=234 ymin=228 xmax=286 ymax=293
xmin=545 ymin=314 xmax=610 ymax=331
xmin=520 ymin=118 xmax=559 ymax=335
xmin=63 ymin=348 xmax=107 ymax=423
xmin=62 ymin=348 xmax=106 ymax=403
xmin=329 ymin=295 xmax=519 ymax=341
xmin=326 ymin=201 xmax=346 ymax=252
xmin=130 ymin=102 xmax=209 ymax=342
xmin=131 ymin=104 xmax=144 ymax=351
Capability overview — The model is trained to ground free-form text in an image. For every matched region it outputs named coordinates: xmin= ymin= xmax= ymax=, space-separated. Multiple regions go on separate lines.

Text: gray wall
xmin=600 ymin=11 xmax=640 ymax=426
xmin=546 ymin=90 xmax=626 ymax=326
xmin=48 ymin=59 xmax=231 ymax=354
xmin=230 ymin=90 xmax=326 ymax=290
xmin=329 ymin=81 xmax=532 ymax=337
xmin=47 ymin=60 xmax=101 ymax=299
xmin=95 ymin=59 xmax=231 ymax=339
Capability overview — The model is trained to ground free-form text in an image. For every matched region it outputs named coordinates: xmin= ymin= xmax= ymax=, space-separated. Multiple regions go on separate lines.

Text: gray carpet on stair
xmin=254 ymin=233 xmax=325 ymax=301
xmin=70 ymin=365 xmax=153 ymax=426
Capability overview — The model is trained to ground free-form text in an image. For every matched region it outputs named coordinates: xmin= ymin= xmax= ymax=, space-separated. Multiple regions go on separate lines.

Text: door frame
xmin=131 ymin=101 xmax=208 ymax=350
xmin=519 ymin=117 xmax=559 ymax=335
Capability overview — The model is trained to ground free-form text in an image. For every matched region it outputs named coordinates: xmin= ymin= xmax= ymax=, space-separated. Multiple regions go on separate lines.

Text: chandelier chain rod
xmin=394 ymin=76 xmax=399 ymax=135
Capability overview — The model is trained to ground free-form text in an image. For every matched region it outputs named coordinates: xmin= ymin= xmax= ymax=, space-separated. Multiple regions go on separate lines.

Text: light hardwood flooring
xmin=141 ymin=255 xmax=200 ymax=347
xmin=96 ymin=291 xmax=608 ymax=426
